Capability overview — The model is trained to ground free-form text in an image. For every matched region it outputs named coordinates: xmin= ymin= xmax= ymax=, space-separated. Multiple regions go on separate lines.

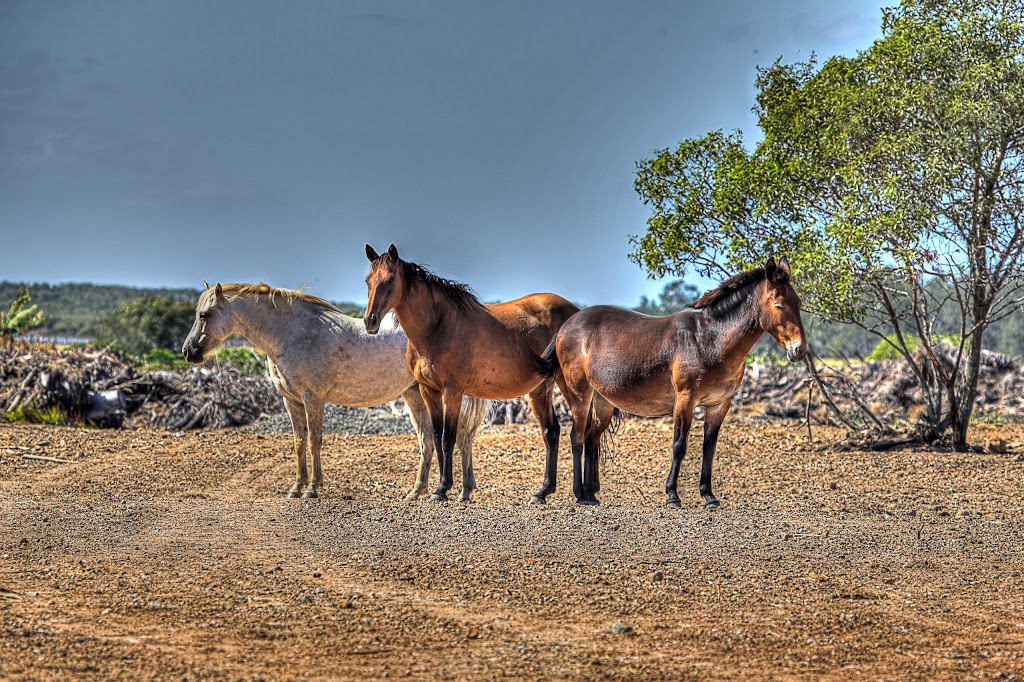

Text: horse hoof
xmin=705 ymin=499 xmax=720 ymax=511
xmin=301 ymin=491 xmax=319 ymax=499
xmin=285 ymin=490 xmax=301 ymax=499
xmin=576 ymin=499 xmax=600 ymax=507
xmin=529 ymin=495 xmax=547 ymax=505
xmin=666 ymin=499 xmax=681 ymax=508
xmin=404 ymin=490 xmax=422 ymax=502
xmin=428 ymin=493 xmax=448 ymax=503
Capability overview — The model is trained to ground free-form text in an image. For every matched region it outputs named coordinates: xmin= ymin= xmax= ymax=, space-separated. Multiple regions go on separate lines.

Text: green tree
xmin=95 ymin=296 xmax=196 ymax=358
xmin=0 ymin=286 xmax=44 ymax=347
xmin=634 ymin=279 xmax=699 ymax=316
xmin=631 ymin=0 xmax=1024 ymax=450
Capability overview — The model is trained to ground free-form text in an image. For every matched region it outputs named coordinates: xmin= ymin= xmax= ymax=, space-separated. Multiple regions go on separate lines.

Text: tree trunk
xmin=952 ymin=317 xmax=989 ymax=452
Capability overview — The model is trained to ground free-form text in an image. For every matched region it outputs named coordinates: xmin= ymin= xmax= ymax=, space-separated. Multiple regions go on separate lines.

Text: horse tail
xmin=596 ymin=404 xmax=624 ymax=461
xmin=458 ymin=395 xmax=489 ymax=437
xmin=535 ymin=338 xmax=560 ymax=378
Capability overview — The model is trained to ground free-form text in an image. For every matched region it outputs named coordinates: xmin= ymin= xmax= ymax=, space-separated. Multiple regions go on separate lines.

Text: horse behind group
xmin=181 ymin=282 xmax=487 ymax=500
xmin=363 ymin=244 xmax=583 ymax=503
xmin=539 ymin=257 xmax=808 ymax=508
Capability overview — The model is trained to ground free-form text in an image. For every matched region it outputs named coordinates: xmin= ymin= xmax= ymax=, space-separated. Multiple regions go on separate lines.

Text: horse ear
xmin=765 ymin=256 xmax=778 ymax=282
xmin=387 ymin=243 xmax=399 ymax=260
xmin=365 ymin=244 xmax=379 ymax=262
xmin=214 ymin=283 xmax=223 ymax=299
xmin=777 ymin=257 xmax=792 ymax=282
xmin=202 ymin=279 xmax=210 ymax=290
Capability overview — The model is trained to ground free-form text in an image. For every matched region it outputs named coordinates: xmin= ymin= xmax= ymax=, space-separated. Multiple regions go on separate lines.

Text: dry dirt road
xmin=1 ymin=419 xmax=1023 ymax=681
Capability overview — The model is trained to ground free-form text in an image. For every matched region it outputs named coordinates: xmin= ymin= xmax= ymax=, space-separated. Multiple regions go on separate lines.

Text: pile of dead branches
xmin=0 ymin=346 xmax=282 ymax=430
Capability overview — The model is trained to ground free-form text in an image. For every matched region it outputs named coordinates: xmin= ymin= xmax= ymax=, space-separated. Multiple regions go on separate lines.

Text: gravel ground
xmin=243 ymin=404 xmax=417 ymax=436
xmin=1 ymin=419 xmax=1023 ymax=680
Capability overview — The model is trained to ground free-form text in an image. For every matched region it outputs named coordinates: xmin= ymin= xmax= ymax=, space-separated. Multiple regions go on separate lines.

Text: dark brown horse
xmin=538 ymin=257 xmax=808 ymax=508
xmin=363 ymin=244 xmax=580 ymax=502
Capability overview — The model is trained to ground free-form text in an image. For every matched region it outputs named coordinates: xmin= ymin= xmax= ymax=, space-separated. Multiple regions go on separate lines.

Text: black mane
xmin=402 ymin=260 xmax=481 ymax=311
xmin=689 ymin=268 xmax=766 ymax=318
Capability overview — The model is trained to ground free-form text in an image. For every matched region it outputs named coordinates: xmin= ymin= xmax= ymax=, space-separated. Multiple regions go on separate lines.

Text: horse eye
xmin=773 ymin=303 xmax=784 ymax=311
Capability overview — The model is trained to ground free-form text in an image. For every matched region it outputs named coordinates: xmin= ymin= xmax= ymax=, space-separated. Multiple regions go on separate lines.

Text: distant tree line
xmin=0 ymin=281 xmax=361 ymax=358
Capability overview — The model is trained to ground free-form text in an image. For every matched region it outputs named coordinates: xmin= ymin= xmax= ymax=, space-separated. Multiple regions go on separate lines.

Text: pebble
xmin=651 ymin=570 xmax=664 ymax=582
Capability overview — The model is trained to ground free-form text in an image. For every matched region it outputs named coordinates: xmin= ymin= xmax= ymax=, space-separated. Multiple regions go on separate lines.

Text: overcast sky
xmin=1 ymin=0 xmax=883 ymax=306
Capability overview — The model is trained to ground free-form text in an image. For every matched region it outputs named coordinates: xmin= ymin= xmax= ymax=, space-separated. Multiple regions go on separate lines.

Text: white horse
xmin=182 ymin=282 xmax=487 ymax=500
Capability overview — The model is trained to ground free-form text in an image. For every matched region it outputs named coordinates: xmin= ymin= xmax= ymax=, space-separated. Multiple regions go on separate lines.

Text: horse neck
xmin=702 ymin=292 xmax=766 ymax=364
xmin=223 ymin=296 xmax=295 ymax=359
xmin=391 ymin=280 xmax=450 ymax=350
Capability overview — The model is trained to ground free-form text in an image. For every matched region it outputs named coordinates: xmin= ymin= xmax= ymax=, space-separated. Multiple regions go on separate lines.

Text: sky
xmin=0 ymin=0 xmax=884 ymax=307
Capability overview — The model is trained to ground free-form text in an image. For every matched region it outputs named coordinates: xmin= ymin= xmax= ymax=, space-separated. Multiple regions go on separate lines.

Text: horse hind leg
xmin=283 ymin=397 xmax=309 ymax=498
xmin=455 ymin=396 xmax=487 ymax=502
xmin=581 ymin=395 xmax=615 ymax=505
xmin=558 ymin=378 xmax=595 ymax=506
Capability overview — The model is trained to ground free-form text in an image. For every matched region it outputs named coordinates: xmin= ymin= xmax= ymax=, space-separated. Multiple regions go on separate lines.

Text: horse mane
xmin=399 ymin=259 xmax=481 ymax=312
xmin=689 ymin=268 xmax=767 ymax=318
xmin=202 ymin=282 xmax=339 ymax=312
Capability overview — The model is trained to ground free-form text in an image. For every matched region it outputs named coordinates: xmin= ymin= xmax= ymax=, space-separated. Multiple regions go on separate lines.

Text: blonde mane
xmin=201 ymin=282 xmax=339 ymax=312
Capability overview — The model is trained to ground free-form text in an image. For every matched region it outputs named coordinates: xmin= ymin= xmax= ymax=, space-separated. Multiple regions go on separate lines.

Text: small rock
xmin=314 ymin=586 xmax=326 ymax=594
xmin=829 ymin=481 xmax=837 ymax=490
xmin=313 ymin=571 xmax=321 ymax=578
xmin=651 ymin=570 xmax=664 ymax=582
xmin=146 ymin=601 xmax=161 ymax=609
xmin=610 ymin=623 xmax=633 ymax=636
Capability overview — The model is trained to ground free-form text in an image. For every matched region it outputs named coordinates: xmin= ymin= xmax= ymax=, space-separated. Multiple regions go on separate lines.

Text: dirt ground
xmin=1 ymin=419 xmax=1023 ymax=681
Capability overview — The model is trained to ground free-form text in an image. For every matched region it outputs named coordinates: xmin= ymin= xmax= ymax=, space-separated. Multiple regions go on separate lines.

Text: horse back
xmin=484 ymin=292 xmax=580 ymax=337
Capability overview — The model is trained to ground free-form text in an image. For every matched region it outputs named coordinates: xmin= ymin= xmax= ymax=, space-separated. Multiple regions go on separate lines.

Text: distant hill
xmin=0 ymin=281 xmax=363 ymax=339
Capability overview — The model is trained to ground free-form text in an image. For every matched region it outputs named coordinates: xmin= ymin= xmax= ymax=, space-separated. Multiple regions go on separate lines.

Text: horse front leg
xmin=302 ymin=392 xmax=326 ymax=499
xmin=699 ymin=399 xmax=732 ymax=510
xmin=419 ymin=385 xmax=456 ymax=502
xmin=527 ymin=380 xmax=561 ymax=505
xmin=428 ymin=389 xmax=463 ymax=502
xmin=665 ymin=394 xmax=694 ymax=508
xmin=403 ymin=385 xmax=434 ymax=500
xmin=283 ymin=397 xmax=309 ymax=498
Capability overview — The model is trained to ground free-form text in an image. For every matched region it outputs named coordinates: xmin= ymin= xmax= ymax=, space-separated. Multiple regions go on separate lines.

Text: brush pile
xmin=0 ymin=345 xmax=282 ymax=430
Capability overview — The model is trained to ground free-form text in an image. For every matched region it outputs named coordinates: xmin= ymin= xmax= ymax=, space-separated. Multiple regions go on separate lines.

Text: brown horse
xmin=538 ymin=257 xmax=808 ymax=508
xmin=363 ymin=244 xmax=580 ymax=502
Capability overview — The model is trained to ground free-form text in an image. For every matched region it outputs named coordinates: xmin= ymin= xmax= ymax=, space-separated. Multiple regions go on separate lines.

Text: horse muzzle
xmin=363 ymin=311 xmax=380 ymax=334
xmin=786 ymin=341 xmax=808 ymax=363
xmin=182 ymin=340 xmax=206 ymax=364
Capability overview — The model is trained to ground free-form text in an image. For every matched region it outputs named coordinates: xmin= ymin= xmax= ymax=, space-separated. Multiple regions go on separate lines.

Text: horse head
xmin=757 ymin=257 xmax=808 ymax=362
xmin=363 ymin=243 xmax=404 ymax=334
xmin=182 ymin=283 xmax=235 ymax=363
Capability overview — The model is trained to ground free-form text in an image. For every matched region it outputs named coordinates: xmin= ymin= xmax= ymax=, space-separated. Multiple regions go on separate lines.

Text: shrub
xmin=144 ymin=347 xmax=191 ymax=371
xmin=216 ymin=347 xmax=268 ymax=376
xmin=5 ymin=405 xmax=66 ymax=426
